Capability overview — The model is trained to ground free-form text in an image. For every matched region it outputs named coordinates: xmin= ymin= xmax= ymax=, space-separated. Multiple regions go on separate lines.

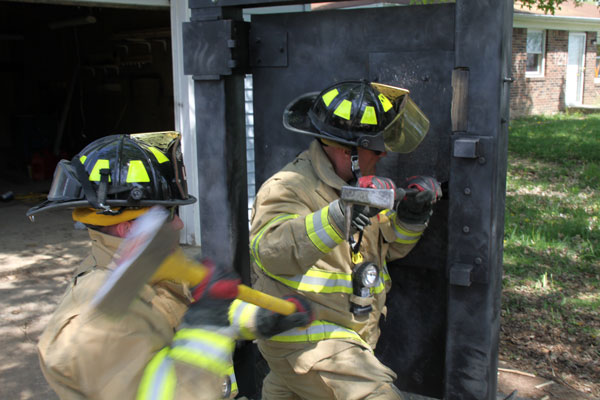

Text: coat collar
xmin=308 ymin=140 xmax=348 ymax=191
xmin=87 ymin=228 xmax=122 ymax=269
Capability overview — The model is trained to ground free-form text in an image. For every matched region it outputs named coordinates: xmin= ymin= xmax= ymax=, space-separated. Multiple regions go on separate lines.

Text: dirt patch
xmin=500 ymin=289 xmax=599 ymax=399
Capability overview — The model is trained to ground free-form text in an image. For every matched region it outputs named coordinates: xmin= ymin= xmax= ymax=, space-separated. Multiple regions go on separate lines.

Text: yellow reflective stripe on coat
xmin=228 ymin=299 xmax=258 ymax=340
xmin=169 ymin=328 xmax=234 ymax=377
xmin=137 ymin=348 xmax=176 ymax=400
xmin=252 ymin=213 xmax=386 ymax=294
xmin=269 ymin=320 xmax=371 ymax=349
xmin=381 ymin=263 xmax=391 ymax=285
xmin=251 ymin=213 xmax=299 ymax=268
xmin=226 ymin=365 xmax=238 ymax=398
xmin=386 ymin=210 xmax=423 ymax=244
xmin=305 ymin=205 xmax=344 ymax=253
xmin=254 ymin=261 xmax=386 ymax=295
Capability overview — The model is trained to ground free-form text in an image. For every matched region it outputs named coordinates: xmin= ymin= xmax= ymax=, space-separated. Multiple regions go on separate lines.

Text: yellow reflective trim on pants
xmin=322 ymin=88 xmax=339 ymax=107
xmin=269 ymin=320 xmax=371 ymax=350
xmin=251 ymin=213 xmax=300 ymax=270
xmin=334 ymin=99 xmax=352 ymax=120
xmin=148 ymin=146 xmax=169 ymax=163
xmin=137 ymin=347 xmax=176 ymax=400
xmin=126 ymin=160 xmax=151 ymax=183
xmin=361 ymin=106 xmax=378 ymax=125
xmin=306 ymin=206 xmax=343 ymax=254
xmin=228 ymin=299 xmax=258 ymax=340
xmin=89 ymin=159 xmax=110 ymax=182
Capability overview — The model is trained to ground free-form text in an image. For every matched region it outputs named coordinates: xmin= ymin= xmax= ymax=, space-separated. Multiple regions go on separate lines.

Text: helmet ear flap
xmin=168 ymin=136 xmax=189 ymax=200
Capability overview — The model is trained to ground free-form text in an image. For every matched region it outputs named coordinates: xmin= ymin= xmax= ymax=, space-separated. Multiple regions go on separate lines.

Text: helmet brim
xmin=26 ymin=195 xmax=197 ymax=218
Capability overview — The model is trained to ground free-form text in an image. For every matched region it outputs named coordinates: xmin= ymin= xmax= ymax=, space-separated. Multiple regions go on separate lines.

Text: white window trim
xmin=526 ymin=29 xmax=546 ymax=78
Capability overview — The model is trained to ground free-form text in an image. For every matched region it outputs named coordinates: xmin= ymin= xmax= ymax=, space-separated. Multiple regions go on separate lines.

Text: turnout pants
xmin=258 ymin=339 xmax=403 ymax=400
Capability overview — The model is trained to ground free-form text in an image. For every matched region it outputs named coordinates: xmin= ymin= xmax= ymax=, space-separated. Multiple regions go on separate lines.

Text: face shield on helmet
xmin=26 ymin=131 xmax=196 ymax=219
xmin=283 ymin=80 xmax=430 ymax=154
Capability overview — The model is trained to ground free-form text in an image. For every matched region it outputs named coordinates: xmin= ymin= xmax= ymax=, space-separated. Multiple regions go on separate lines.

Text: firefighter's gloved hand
xmin=329 ymin=199 xmax=375 ymax=234
xmin=358 ymin=175 xmax=400 ymax=201
xmin=396 ymin=176 xmax=442 ymax=224
xmin=181 ymin=259 xmax=241 ymax=328
xmin=255 ymin=295 xmax=314 ymax=338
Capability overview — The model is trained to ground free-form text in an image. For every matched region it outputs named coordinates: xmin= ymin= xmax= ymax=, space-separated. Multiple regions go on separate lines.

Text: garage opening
xmin=0 ymin=1 xmax=173 ymax=197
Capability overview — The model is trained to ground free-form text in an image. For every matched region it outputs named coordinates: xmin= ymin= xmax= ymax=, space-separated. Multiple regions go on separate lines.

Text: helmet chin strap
xmin=350 ymin=147 xmax=362 ymax=182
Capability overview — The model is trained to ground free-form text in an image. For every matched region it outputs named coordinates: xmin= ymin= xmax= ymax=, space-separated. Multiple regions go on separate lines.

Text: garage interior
xmin=0 ymin=1 xmax=174 ymax=198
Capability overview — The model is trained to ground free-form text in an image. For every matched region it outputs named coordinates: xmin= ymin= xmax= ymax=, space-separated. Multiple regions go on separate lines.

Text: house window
xmin=526 ymin=30 xmax=545 ymax=77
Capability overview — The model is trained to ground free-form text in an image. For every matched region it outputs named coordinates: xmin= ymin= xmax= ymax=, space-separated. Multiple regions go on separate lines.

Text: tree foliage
xmin=517 ymin=0 xmax=584 ymax=14
xmin=409 ymin=0 xmax=592 ymax=15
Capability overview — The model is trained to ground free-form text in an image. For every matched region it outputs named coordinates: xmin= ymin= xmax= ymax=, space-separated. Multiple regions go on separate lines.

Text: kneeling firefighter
xmin=249 ymin=81 xmax=442 ymax=399
xmin=28 ymin=132 xmax=313 ymax=400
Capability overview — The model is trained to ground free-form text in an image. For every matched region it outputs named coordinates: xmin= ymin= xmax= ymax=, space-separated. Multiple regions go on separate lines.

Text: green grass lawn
xmin=501 ymin=113 xmax=600 ymax=396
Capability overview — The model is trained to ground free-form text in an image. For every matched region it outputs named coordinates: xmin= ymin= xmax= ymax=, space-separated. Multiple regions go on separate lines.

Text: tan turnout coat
xmin=250 ymin=140 xmax=427 ymax=384
xmin=37 ymin=229 xmax=225 ymax=400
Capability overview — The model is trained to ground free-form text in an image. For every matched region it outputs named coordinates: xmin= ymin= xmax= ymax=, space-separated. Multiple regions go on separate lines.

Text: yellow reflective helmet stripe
xmin=89 ymin=159 xmax=110 ymax=182
xmin=321 ymin=88 xmax=339 ymax=107
xmin=149 ymin=146 xmax=169 ymax=164
xmin=127 ymin=160 xmax=151 ymax=183
xmin=228 ymin=299 xmax=258 ymax=340
xmin=333 ymin=99 xmax=352 ymax=120
xmin=79 ymin=155 xmax=87 ymax=164
xmin=137 ymin=348 xmax=176 ymax=400
xmin=385 ymin=210 xmax=424 ymax=244
xmin=269 ymin=320 xmax=371 ymax=350
xmin=378 ymin=93 xmax=393 ymax=112
xmin=306 ymin=206 xmax=344 ymax=253
xmin=360 ymin=106 xmax=378 ymax=125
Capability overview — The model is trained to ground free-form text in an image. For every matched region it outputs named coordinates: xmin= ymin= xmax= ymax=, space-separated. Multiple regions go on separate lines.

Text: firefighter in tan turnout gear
xmin=250 ymin=80 xmax=442 ymax=399
xmin=27 ymin=132 xmax=312 ymax=400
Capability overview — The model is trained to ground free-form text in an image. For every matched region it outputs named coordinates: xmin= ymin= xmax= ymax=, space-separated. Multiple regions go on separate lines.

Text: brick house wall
xmin=510 ymin=28 xmax=600 ymax=118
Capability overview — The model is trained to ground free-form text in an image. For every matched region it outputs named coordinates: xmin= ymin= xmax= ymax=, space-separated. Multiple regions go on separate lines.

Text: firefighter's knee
xmin=364 ymin=383 xmax=405 ymax=400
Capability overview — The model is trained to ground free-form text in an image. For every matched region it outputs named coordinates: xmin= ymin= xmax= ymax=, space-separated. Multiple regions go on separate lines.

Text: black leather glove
xmin=181 ymin=259 xmax=241 ymax=328
xmin=255 ymin=295 xmax=314 ymax=338
xmin=396 ymin=176 xmax=442 ymax=224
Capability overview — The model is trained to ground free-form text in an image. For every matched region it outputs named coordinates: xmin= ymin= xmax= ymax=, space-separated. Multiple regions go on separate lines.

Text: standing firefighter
xmin=250 ymin=81 xmax=442 ymax=399
xmin=28 ymin=132 xmax=312 ymax=400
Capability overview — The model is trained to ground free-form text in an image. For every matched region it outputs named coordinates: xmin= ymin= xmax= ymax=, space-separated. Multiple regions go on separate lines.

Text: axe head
xmin=340 ymin=186 xmax=397 ymax=240
xmin=90 ymin=206 xmax=180 ymax=318
xmin=340 ymin=186 xmax=395 ymax=210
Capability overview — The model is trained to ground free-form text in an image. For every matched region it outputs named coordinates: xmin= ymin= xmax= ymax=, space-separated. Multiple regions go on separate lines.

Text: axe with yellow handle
xmin=91 ymin=206 xmax=296 ymax=318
